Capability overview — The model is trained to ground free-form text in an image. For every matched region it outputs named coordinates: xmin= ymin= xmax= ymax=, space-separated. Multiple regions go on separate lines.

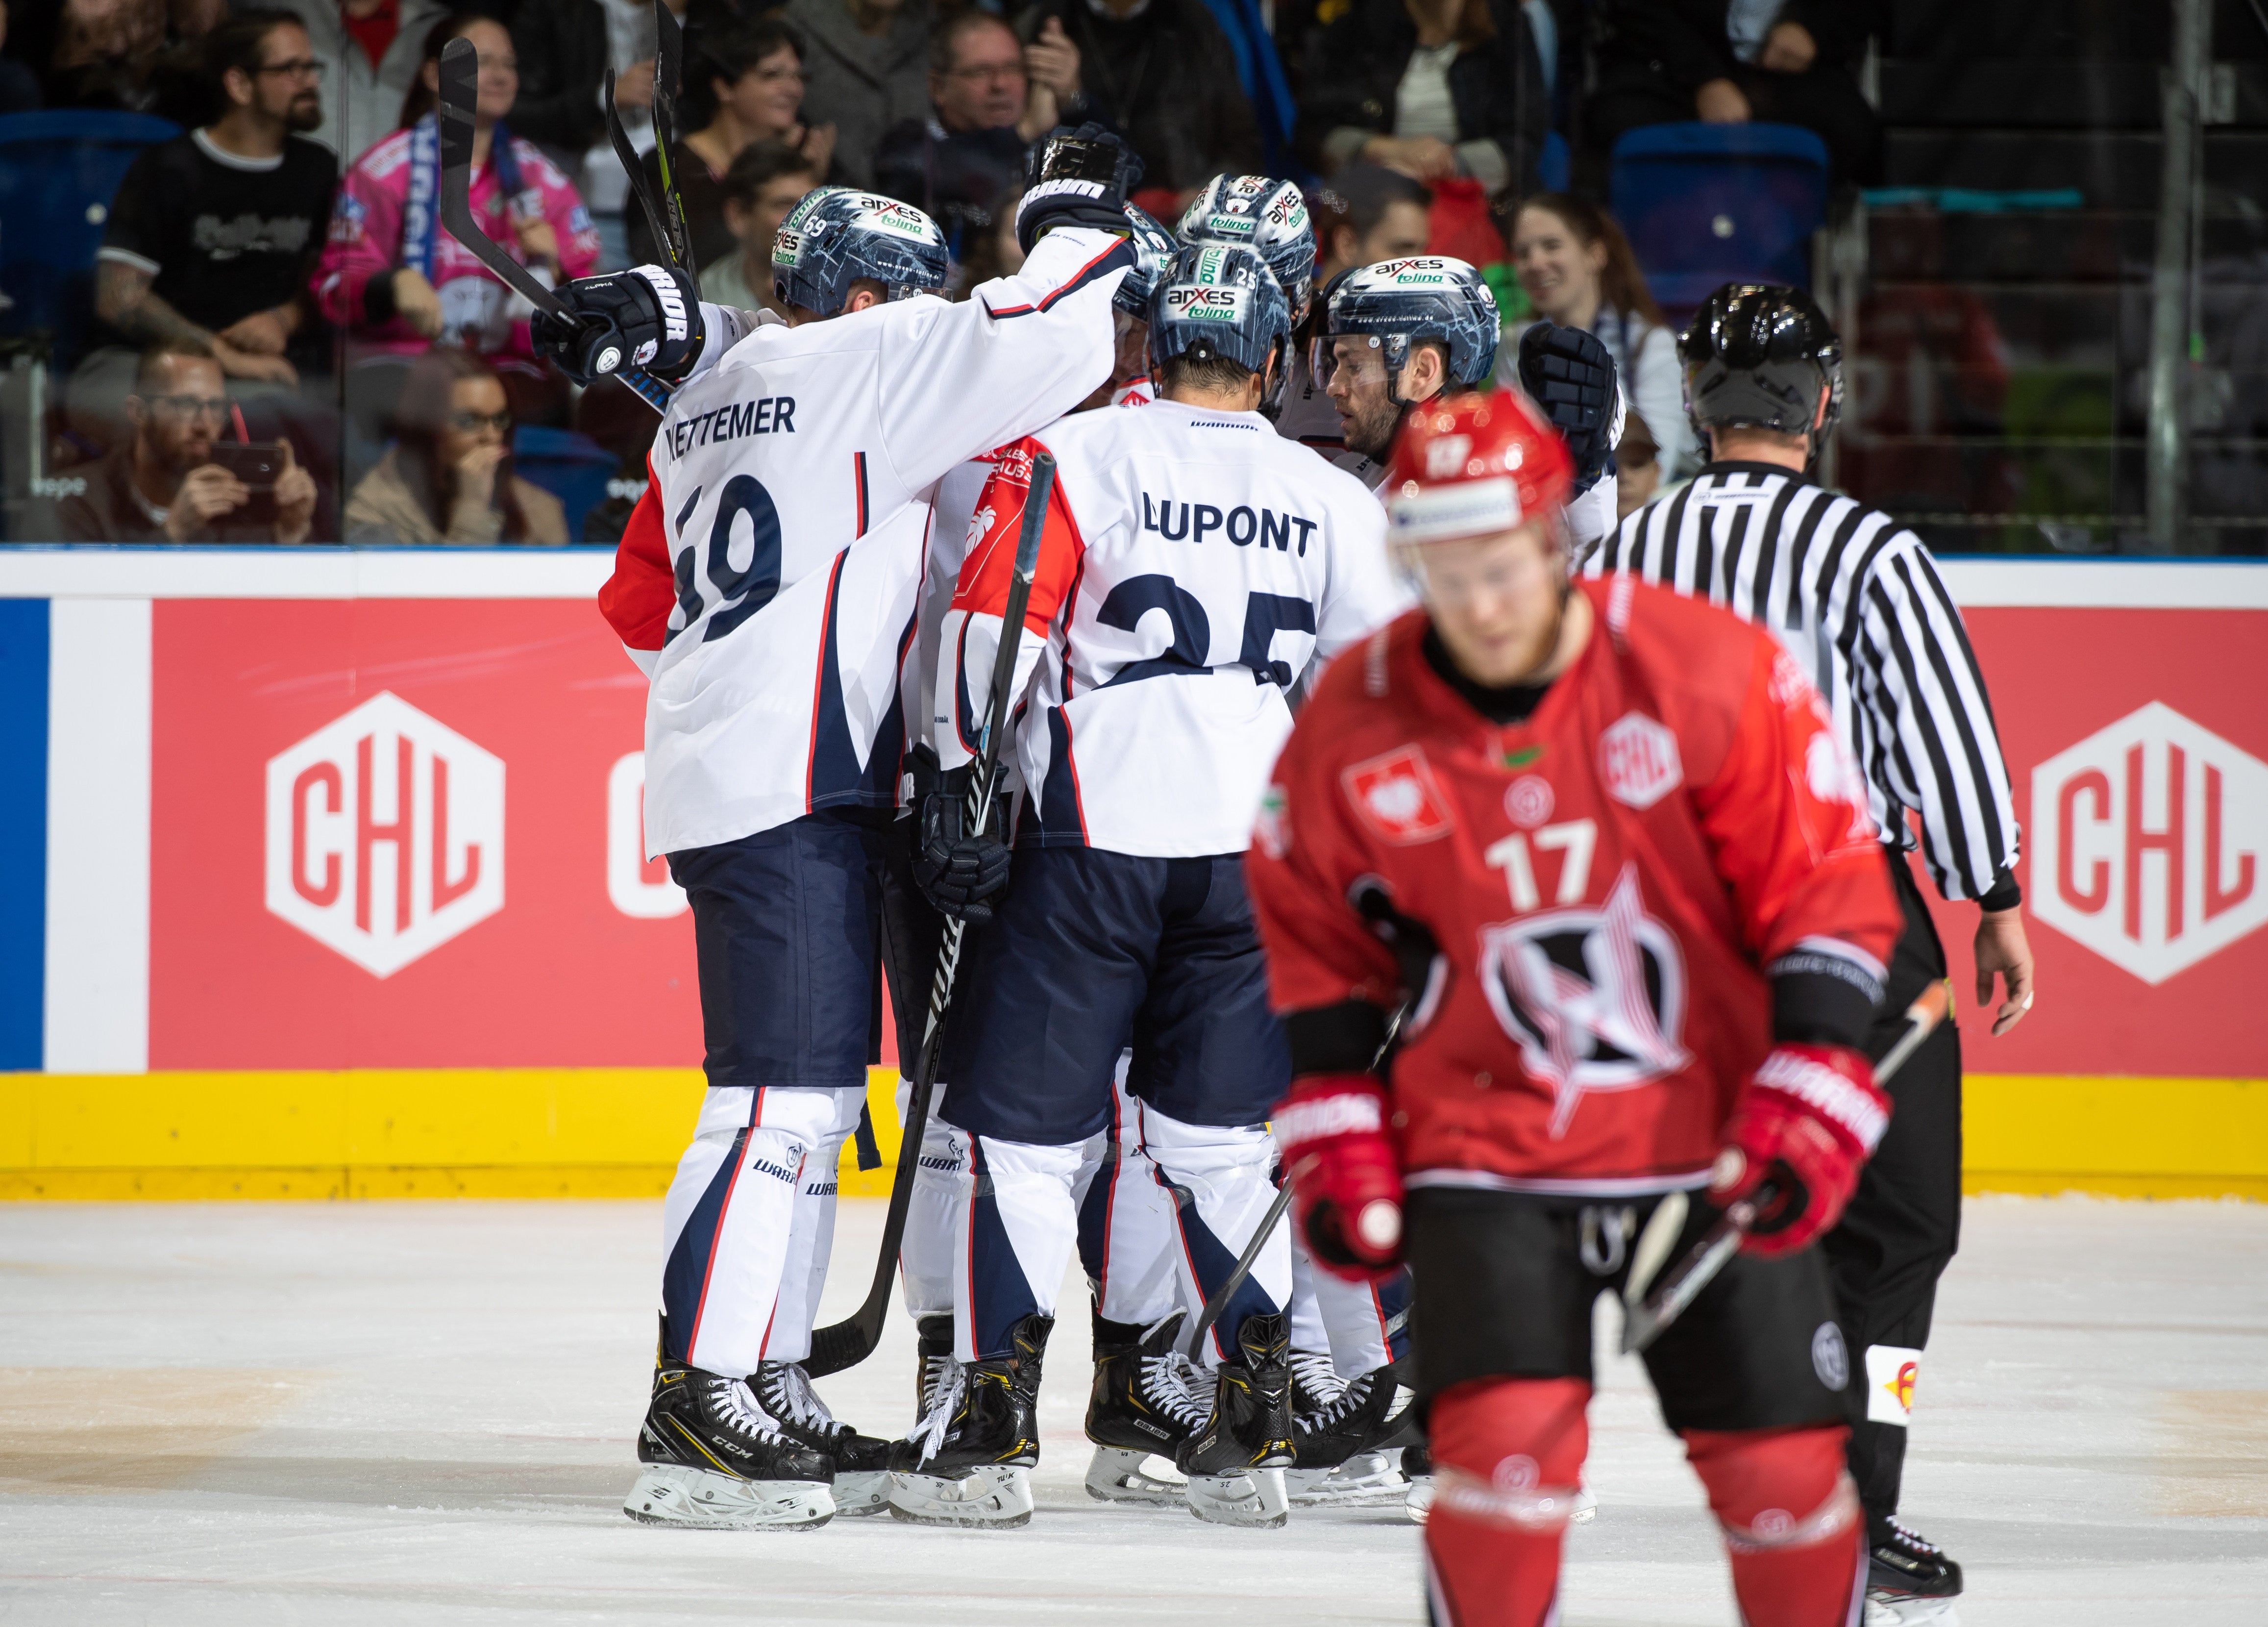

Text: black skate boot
xmin=1175 ymin=1310 xmax=1296 ymax=1527
xmin=887 ymin=1312 xmax=1052 ymax=1527
xmin=914 ymin=1313 xmax=957 ymax=1422
xmin=624 ymin=1354 xmax=836 ymax=1530
xmin=1285 ymin=1356 xmax=1412 ymax=1506
xmin=1866 ymin=1518 xmax=1964 ymax=1625
xmin=1084 ymin=1310 xmax=1212 ymax=1505
xmin=748 ymin=1359 xmax=894 ymax=1518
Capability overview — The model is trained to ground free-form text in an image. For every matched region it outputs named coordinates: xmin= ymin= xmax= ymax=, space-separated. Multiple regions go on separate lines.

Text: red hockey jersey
xmin=1246 ymin=577 xmax=1902 ymax=1195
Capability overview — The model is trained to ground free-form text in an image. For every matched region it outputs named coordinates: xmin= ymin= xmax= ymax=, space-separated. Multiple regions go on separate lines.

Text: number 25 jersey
xmin=936 ymin=398 xmax=1405 ymax=858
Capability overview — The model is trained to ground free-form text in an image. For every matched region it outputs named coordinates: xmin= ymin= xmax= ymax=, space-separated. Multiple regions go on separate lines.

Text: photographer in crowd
xmin=60 ymin=338 xmax=317 ymax=544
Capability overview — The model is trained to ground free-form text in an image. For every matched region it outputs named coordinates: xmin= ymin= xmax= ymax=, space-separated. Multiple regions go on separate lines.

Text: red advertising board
xmin=137 ymin=594 xmax=2268 ymax=1079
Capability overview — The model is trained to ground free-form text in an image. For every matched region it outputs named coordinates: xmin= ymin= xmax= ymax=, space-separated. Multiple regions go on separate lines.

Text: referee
xmin=1584 ymin=283 xmax=2037 ymax=1627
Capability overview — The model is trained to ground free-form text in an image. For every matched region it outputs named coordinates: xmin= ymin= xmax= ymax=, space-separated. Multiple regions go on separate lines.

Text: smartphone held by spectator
xmin=345 ymin=347 xmax=565 ymax=544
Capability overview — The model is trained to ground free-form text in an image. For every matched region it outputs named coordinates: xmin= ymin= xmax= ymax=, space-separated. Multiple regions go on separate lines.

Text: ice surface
xmin=2 ymin=1194 xmax=2264 ymax=1624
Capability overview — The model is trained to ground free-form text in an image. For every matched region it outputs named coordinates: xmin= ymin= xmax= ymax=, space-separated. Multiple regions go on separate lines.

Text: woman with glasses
xmin=628 ymin=20 xmax=834 ymax=269
xmin=345 ymin=348 xmax=565 ymax=543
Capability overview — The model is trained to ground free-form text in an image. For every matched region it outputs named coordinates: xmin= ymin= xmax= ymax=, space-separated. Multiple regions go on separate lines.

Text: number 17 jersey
xmin=936 ymin=398 xmax=1403 ymax=857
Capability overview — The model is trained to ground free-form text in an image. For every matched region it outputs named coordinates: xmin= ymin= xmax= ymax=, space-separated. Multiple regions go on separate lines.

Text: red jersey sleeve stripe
xmin=598 ymin=455 xmax=675 ymax=652
xmin=981 ymin=238 xmax=1134 ymax=319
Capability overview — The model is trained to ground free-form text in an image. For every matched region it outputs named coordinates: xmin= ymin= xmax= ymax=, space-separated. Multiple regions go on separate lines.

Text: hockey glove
xmin=1275 ymin=1074 xmax=1404 ymax=1284
xmin=531 ymin=263 xmax=703 ymax=387
xmin=913 ymin=763 xmax=1013 ymax=925
xmin=1016 ymin=124 xmax=1141 ymax=253
xmin=1516 ymin=322 xmax=1622 ymax=495
xmin=1710 ymin=1044 xmax=1889 ymax=1259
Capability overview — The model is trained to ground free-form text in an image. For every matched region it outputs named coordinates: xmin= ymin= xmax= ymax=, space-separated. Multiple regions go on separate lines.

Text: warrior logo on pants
xmin=1477 ymin=865 xmax=1691 ymax=1137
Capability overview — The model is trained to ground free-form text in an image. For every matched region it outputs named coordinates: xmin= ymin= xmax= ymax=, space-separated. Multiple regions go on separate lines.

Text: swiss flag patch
xmin=1342 ymin=746 xmax=1454 ymax=844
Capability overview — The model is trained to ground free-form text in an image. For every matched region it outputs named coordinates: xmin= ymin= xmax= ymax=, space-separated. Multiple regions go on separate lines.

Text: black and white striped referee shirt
xmin=1584 ymin=462 xmax=2020 ymax=904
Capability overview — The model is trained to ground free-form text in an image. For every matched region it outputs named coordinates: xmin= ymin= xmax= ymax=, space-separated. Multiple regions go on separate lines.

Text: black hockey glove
xmin=914 ymin=762 xmax=1013 ymax=925
xmin=530 ymin=263 xmax=703 ymax=387
xmin=1015 ymin=124 xmax=1142 ymax=253
xmin=1517 ymin=322 xmax=1621 ymax=495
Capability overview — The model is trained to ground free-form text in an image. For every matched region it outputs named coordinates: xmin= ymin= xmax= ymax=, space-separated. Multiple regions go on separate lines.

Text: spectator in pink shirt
xmin=313 ymin=12 xmax=600 ymax=371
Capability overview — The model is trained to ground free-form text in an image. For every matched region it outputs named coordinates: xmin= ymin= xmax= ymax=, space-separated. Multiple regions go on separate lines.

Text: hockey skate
xmin=1284 ymin=1355 xmax=1412 ymax=1506
xmin=1084 ymin=1310 xmax=1211 ymax=1506
xmin=623 ymin=1357 xmax=836 ymax=1530
xmin=748 ymin=1359 xmax=894 ymax=1517
xmin=1175 ymin=1310 xmax=1296 ymax=1528
xmin=1864 ymin=1519 xmax=1964 ymax=1625
xmin=888 ymin=1312 xmax=1051 ymax=1528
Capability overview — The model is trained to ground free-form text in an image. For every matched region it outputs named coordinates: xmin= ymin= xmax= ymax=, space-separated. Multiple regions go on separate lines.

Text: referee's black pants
xmin=1822 ymin=848 xmax=1963 ymax=1536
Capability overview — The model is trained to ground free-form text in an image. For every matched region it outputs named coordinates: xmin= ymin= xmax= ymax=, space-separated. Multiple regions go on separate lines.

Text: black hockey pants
xmin=1822 ymin=849 xmax=1964 ymax=1534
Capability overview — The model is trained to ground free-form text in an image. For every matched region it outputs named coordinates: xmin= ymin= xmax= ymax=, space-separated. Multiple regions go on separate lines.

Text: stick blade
xmin=437 ymin=38 xmax=478 ymax=172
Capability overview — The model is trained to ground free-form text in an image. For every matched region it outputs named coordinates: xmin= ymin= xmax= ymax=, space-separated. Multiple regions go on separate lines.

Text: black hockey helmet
xmin=1678 ymin=282 xmax=1843 ymax=450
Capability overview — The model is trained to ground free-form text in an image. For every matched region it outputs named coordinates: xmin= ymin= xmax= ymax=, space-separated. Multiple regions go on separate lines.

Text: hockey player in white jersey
xmin=533 ymin=135 xmax=1141 ymax=1531
xmin=886 ymin=244 xmax=1402 ymax=1531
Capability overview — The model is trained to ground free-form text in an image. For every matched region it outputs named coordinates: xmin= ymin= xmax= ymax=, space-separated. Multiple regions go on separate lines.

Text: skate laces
xmin=756 ymin=1362 xmax=847 ymax=1444
xmin=1135 ymin=1348 xmax=1212 ymax=1432
xmin=708 ymin=1375 xmax=789 ymax=1444
xmin=908 ymin=1362 xmax=964 ymax=1465
xmin=1289 ymin=1350 xmax=1349 ymax=1420
xmin=1882 ymin=1519 xmax=1943 ymax=1557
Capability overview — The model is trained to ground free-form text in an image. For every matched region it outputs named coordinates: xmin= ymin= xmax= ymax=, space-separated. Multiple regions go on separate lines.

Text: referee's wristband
xmin=1979 ymin=869 xmax=2022 ymax=913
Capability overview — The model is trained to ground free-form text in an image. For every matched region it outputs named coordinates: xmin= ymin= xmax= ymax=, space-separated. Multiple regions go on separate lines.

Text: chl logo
xmin=2031 ymin=701 xmax=2265 ymax=985
xmin=265 ymin=692 xmax=505 ymax=977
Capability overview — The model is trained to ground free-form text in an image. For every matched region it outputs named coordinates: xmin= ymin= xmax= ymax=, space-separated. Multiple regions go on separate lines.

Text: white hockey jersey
xmin=598 ymin=228 xmax=1132 ymax=856
xmin=936 ymin=397 xmax=1400 ymax=857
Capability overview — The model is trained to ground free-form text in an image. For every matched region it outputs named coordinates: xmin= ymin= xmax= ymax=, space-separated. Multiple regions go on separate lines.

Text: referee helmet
xmin=1679 ymin=282 xmax=1844 ymax=447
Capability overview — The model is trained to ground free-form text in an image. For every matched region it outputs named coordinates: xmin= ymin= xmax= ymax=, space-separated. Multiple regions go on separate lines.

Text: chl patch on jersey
xmin=1342 ymin=745 xmax=1454 ymax=844
xmin=1598 ymin=712 xmax=1682 ymax=809
xmin=1476 ymin=864 xmax=1693 ymax=1138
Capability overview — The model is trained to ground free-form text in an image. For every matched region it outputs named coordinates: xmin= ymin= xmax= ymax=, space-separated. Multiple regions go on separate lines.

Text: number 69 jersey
xmin=598 ymin=227 xmax=1132 ymax=857
xmin=1246 ymin=579 xmax=1904 ymax=1191
xmin=936 ymin=398 xmax=1405 ymax=857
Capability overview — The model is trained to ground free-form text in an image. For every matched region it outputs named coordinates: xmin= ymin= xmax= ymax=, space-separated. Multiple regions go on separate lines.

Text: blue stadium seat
xmin=0 ymin=111 xmax=181 ymax=369
xmin=512 ymin=425 xmax=617 ymax=543
xmin=1609 ymin=123 xmax=1829 ymax=316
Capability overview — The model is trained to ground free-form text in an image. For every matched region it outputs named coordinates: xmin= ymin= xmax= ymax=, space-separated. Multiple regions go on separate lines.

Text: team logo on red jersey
xmin=1476 ymin=864 xmax=1692 ymax=1137
xmin=1343 ymin=746 xmax=1454 ymax=844
xmin=1598 ymin=712 xmax=1682 ymax=810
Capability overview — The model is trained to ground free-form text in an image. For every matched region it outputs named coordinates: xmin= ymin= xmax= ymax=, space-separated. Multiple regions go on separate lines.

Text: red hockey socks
xmin=1421 ymin=1377 xmax=1591 ymax=1627
xmin=1683 ymin=1425 xmax=1865 ymax=1627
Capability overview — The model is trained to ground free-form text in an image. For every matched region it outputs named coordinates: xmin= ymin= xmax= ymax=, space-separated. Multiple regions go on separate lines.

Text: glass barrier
xmin=0 ymin=1 xmax=2261 ymax=553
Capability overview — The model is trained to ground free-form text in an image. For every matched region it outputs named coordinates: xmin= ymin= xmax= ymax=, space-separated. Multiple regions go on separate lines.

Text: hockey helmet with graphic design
xmin=1146 ymin=243 xmax=1292 ymax=392
xmin=1177 ymin=174 xmax=1316 ymax=317
xmin=1383 ymin=388 xmax=1574 ymax=549
xmin=1113 ymin=203 xmax=1180 ymax=317
xmin=772 ymin=186 xmax=948 ymax=318
xmin=1316 ymin=256 xmax=1500 ymax=398
xmin=1679 ymin=282 xmax=1843 ymax=446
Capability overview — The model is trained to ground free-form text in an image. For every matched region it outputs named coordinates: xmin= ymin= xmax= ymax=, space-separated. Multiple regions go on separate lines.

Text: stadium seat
xmin=0 ymin=111 xmax=180 ymax=371
xmin=1608 ymin=123 xmax=1829 ymax=317
xmin=1539 ymin=130 xmax=1570 ymax=195
xmin=512 ymin=425 xmax=617 ymax=544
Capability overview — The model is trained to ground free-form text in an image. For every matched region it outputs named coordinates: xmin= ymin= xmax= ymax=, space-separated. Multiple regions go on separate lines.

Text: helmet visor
xmin=1311 ymin=332 xmax=1389 ymax=392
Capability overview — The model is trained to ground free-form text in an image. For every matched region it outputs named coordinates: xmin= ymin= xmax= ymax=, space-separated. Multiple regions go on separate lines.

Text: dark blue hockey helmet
xmin=1315 ymin=256 xmax=1501 ymax=398
xmin=1113 ymin=203 xmax=1180 ymax=318
xmin=1177 ymin=175 xmax=1316 ymax=318
xmin=1146 ymin=243 xmax=1292 ymax=395
xmin=771 ymin=187 xmax=949 ymax=318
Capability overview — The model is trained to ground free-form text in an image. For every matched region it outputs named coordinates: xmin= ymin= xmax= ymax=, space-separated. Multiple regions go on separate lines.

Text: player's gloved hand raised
xmin=1274 ymin=1074 xmax=1404 ymax=1284
xmin=530 ymin=263 xmax=703 ymax=387
xmin=1710 ymin=1043 xmax=1889 ymax=1258
xmin=913 ymin=762 xmax=1013 ymax=925
xmin=1015 ymin=124 xmax=1142 ymax=253
xmin=1517 ymin=322 xmax=1622 ymax=494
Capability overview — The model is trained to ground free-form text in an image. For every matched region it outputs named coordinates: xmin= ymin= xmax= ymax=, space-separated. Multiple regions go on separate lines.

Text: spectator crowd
xmin=0 ymin=0 xmax=1892 ymax=544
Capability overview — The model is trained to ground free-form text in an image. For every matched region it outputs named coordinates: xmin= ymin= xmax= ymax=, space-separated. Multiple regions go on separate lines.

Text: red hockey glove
xmin=1274 ymin=1074 xmax=1404 ymax=1284
xmin=1710 ymin=1044 xmax=1890 ymax=1259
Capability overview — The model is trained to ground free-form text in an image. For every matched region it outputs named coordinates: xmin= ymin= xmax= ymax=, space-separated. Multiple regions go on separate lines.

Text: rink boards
xmin=1 ymin=549 xmax=2264 ymax=1200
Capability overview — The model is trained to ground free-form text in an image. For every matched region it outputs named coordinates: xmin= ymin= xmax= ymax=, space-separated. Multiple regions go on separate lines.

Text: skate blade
xmin=1084 ymin=1446 xmax=1188 ymax=1506
xmin=622 ymin=1464 xmax=835 ymax=1530
xmin=1865 ymin=1593 xmax=1961 ymax=1627
xmin=1286 ymin=1452 xmax=1408 ymax=1507
xmin=1404 ymin=1475 xmax=1435 ymax=1526
xmin=1570 ymin=1483 xmax=1598 ymax=1524
xmin=887 ymin=1464 xmax=1034 ymax=1528
xmin=1185 ymin=1466 xmax=1289 ymax=1528
xmin=833 ymin=1469 xmax=893 ymax=1517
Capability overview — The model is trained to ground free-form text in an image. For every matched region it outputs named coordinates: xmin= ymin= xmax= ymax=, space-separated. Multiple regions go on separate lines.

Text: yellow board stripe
xmin=2 ymin=1070 xmax=2263 ymax=1201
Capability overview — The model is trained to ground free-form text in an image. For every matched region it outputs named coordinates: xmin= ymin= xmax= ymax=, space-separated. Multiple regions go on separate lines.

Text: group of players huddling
xmin=533 ymin=123 xmax=2030 ymax=1627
